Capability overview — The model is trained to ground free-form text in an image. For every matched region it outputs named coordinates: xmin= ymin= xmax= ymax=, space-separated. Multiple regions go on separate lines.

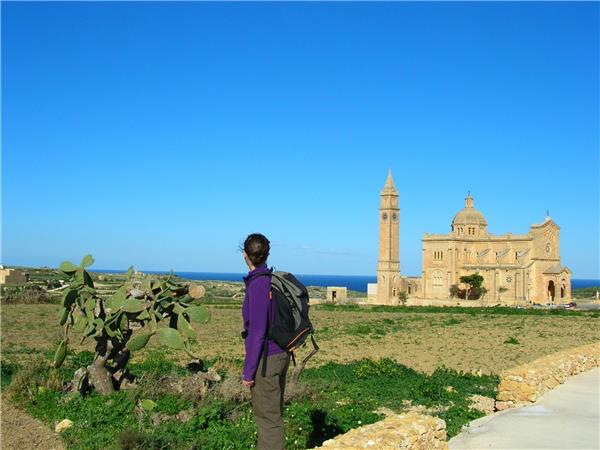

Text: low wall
xmin=495 ymin=341 xmax=600 ymax=410
xmin=312 ymin=411 xmax=447 ymax=450
xmin=365 ymin=297 xmax=528 ymax=307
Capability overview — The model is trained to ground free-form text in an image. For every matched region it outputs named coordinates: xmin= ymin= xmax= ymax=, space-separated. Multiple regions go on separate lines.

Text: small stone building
xmin=326 ymin=287 xmax=347 ymax=303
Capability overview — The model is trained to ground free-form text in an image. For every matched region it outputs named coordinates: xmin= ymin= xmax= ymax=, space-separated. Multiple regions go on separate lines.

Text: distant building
xmin=0 ymin=268 xmax=28 ymax=285
xmin=368 ymin=171 xmax=571 ymax=305
xmin=326 ymin=287 xmax=347 ymax=303
xmin=422 ymin=195 xmax=571 ymax=304
xmin=368 ymin=171 xmax=422 ymax=305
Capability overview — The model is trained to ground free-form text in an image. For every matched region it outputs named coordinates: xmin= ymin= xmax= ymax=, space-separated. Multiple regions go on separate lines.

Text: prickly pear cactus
xmin=54 ymin=254 xmax=209 ymax=394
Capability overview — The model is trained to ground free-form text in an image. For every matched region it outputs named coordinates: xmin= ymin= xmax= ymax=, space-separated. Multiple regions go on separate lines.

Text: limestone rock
xmin=496 ymin=342 xmax=600 ymax=410
xmin=54 ymin=419 xmax=73 ymax=433
xmin=468 ymin=395 xmax=495 ymax=415
xmin=188 ymin=284 xmax=206 ymax=299
xmin=311 ymin=412 xmax=447 ymax=450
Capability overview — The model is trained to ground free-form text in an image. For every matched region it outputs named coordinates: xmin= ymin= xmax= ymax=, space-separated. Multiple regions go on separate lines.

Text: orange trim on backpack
xmin=287 ymin=328 xmax=311 ymax=348
xmin=269 ymin=291 xmax=272 ymax=300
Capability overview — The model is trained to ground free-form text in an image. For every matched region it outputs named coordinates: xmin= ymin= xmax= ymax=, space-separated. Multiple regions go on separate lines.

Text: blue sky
xmin=2 ymin=2 xmax=598 ymax=278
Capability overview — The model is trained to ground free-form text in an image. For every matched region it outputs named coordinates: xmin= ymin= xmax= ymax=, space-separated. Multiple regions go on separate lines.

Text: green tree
xmin=449 ymin=284 xmax=460 ymax=299
xmin=459 ymin=273 xmax=484 ymax=300
xmin=398 ymin=291 xmax=408 ymax=306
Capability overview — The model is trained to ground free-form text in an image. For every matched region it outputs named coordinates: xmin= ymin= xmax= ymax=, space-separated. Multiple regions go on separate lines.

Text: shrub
xmin=0 ymin=285 xmax=50 ymax=304
xmin=5 ymin=358 xmax=65 ymax=405
xmin=53 ymin=255 xmax=210 ymax=395
xmin=1 ymin=360 xmax=20 ymax=390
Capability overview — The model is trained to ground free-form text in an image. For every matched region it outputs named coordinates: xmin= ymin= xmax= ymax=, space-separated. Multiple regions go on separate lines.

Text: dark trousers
xmin=251 ymin=352 xmax=290 ymax=450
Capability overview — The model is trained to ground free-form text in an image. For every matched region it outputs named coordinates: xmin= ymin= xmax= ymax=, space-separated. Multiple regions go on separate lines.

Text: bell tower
xmin=377 ymin=169 xmax=400 ymax=304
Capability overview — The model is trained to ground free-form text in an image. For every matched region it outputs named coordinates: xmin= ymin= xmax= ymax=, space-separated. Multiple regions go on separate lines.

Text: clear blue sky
xmin=2 ymin=2 xmax=598 ymax=278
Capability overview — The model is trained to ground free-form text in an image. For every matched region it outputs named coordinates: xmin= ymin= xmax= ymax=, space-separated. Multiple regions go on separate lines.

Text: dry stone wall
xmin=311 ymin=411 xmax=447 ymax=450
xmin=496 ymin=341 xmax=600 ymax=410
xmin=311 ymin=342 xmax=599 ymax=449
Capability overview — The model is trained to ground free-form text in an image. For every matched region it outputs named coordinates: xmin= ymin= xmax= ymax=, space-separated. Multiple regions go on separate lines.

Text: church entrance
xmin=548 ymin=280 xmax=555 ymax=302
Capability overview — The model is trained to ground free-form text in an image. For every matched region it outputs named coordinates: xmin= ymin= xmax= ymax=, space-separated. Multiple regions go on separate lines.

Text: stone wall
xmin=495 ymin=341 xmax=600 ymax=410
xmin=312 ymin=411 xmax=447 ymax=450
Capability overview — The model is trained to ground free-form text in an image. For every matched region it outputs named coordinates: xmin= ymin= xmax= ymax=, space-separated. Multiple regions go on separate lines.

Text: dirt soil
xmin=1 ymin=395 xmax=65 ymax=450
xmin=3 ymin=304 xmax=599 ymax=375
xmin=1 ymin=303 xmax=599 ymax=449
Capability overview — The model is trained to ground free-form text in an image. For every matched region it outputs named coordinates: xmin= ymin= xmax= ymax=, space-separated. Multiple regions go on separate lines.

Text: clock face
xmin=392 ymin=213 xmax=398 ymax=221
xmin=382 ymin=212 xmax=388 ymax=221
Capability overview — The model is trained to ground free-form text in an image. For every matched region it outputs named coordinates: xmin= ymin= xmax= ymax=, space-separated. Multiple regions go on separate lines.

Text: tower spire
xmin=382 ymin=168 xmax=396 ymax=192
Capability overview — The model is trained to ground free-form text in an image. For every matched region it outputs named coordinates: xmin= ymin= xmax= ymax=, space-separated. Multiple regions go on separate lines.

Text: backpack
xmin=250 ymin=269 xmax=319 ymax=377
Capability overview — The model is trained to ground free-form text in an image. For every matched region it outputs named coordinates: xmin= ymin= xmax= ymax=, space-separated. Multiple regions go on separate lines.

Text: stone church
xmin=368 ymin=171 xmax=571 ymax=305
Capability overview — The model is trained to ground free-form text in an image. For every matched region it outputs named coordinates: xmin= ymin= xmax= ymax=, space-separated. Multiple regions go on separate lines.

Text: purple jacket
xmin=242 ymin=263 xmax=285 ymax=381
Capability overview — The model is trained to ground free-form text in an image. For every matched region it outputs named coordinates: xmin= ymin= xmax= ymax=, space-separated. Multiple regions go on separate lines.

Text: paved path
xmin=450 ymin=367 xmax=600 ymax=450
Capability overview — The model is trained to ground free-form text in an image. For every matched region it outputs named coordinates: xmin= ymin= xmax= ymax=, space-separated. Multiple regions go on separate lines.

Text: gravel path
xmin=1 ymin=395 xmax=65 ymax=450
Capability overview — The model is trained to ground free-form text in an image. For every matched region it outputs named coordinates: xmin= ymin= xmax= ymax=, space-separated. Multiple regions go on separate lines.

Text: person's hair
xmin=243 ymin=233 xmax=270 ymax=266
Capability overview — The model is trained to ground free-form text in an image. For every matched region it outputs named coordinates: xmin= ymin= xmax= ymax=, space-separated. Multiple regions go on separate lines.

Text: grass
xmin=315 ymin=303 xmax=596 ymax=316
xmin=7 ymin=351 xmax=499 ymax=449
xmin=2 ymin=271 xmax=599 ymax=448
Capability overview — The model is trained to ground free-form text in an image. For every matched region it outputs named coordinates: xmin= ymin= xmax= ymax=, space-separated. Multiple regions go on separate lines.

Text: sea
xmin=95 ymin=270 xmax=600 ymax=293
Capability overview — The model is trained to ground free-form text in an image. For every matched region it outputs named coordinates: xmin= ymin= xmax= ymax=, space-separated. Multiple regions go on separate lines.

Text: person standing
xmin=241 ymin=233 xmax=290 ymax=450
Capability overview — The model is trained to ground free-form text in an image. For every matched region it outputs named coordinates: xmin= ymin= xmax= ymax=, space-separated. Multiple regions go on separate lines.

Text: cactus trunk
xmin=87 ymin=339 xmax=115 ymax=394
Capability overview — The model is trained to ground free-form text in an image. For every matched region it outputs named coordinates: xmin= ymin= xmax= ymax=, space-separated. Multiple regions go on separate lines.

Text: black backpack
xmin=250 ymin=269 xmax=319 ymax=377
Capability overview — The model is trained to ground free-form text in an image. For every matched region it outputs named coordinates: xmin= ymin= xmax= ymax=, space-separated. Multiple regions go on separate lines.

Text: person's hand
xmin=242 ymin=379 xmax=254 ymax=388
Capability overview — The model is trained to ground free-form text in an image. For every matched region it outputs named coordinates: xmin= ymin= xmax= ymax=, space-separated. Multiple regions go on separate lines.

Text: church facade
xmin=369 ymin=171 xmax=571 ymax=305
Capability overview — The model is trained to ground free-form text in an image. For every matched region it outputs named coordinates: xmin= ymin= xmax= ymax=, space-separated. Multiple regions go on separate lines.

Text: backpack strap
xmin=261 ymin=336 xmax=269 ymax=378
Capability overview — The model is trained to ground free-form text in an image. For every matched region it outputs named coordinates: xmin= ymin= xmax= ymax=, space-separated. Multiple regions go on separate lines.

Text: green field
xmin=1 ymin=268 xmax=599 ymax=449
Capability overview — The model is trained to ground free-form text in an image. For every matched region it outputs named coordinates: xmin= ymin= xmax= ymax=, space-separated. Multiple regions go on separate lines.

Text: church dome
xmin=452 ymin=194 xmax=487 ymax=226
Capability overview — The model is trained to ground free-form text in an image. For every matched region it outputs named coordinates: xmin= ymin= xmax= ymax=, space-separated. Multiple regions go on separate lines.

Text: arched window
xmin=432 ymin=271 xmax=444 ymax=289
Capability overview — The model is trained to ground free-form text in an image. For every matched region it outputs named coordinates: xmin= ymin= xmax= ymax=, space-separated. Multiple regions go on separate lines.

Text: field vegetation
xmin=1 ymin=268 xmax=599 ymax=449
